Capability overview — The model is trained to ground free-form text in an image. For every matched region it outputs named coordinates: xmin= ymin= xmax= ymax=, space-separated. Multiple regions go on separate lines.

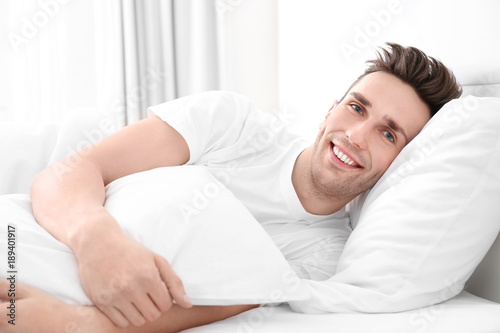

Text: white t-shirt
xmin=148 ymin=91 xmax=352 ymax=281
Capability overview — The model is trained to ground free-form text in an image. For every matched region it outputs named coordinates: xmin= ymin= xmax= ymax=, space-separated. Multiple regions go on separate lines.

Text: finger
xmin=98 ymin=304 xmax=130 ymax=328
xmin=148 ymin=289 xmax=173 ymax=314
xmin=132 ymin=295 xmax=162 ymax=322
xmin=118 ymin=302 xmax=148 ymax=327
xmin=155 ymin=254 xmax=192 ymax=309
xmin=150 ymin=255 xmax=175 ymax=311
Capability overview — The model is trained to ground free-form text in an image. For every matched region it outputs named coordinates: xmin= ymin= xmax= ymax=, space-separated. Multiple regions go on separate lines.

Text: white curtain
xmin=0 ymin=0 xmax=102 ymax=123
xmin=96 ymin=0 xmax=221 ymax=126
xmin=1 ymin=0 xmax=223 ymax=127
xmin=0 ymin=0 xmax=277 ymax=126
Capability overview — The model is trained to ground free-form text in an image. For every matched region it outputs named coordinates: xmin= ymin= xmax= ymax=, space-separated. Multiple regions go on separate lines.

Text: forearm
xmin=116 ymin=304 xmax=258 ymax=333
xmin=28 ymin=117 xmax=196 ymax=328
xmin=31 ymin=115 xmax=190 ymax=254
xmin=79 ymin=304 xmax=258 ymax=333
xmin=30 ymin=155 xmax=123 ymax=256
xmin=30 ymin=151 xmax=194 ymax=328
xmin=1 ymin=278 xmax=256 ymax=333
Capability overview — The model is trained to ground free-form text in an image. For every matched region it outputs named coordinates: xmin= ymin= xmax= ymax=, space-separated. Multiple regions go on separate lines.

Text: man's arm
xmin=30 ymin=115 xmax=193 ymax=327
xmin=0 ymin=280 xmax=258 ymax=333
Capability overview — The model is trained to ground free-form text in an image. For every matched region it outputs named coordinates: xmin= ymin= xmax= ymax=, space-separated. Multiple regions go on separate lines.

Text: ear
xmin=319 ymin=100 xmax=339 ymax=129
xmin=325 ymin=100 xmax=339 ymax=119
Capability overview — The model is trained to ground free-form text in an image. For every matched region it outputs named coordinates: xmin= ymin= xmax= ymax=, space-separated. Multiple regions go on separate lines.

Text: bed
xmin=1 ymin=87 xmax=500 ymax=333
xmin=2 ymin=2 xmax=500 ymax=331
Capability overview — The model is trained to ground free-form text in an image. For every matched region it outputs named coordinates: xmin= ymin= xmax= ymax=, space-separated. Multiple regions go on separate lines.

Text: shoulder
xmin=148 ymin=90 xmax=256 ymax=119
xmin=147 ymin=91 xmax=276 ymax=163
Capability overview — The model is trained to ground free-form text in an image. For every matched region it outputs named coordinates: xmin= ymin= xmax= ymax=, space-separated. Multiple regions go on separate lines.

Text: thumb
xmin=154 ymin=254 xmax=192 ymax=308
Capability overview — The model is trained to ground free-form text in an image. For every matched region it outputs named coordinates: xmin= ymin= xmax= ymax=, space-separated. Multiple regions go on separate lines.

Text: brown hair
xmin=343 ymin=43 xmax=462 ymax=117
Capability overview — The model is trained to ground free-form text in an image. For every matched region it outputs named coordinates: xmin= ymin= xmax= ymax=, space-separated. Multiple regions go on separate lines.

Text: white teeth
xmin=333 ymin=145 xmax=356 ymax=166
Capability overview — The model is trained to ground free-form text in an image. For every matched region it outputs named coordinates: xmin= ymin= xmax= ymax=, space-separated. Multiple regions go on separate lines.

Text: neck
xmin=292 ymin=146 xmax=349 ymax=215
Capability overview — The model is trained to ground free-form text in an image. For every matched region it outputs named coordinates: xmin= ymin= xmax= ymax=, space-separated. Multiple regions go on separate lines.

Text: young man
xmin=1 ymin=43 xmax=461 ymax=332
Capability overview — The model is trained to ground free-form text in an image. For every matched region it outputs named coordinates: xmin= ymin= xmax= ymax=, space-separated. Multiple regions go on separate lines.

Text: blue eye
xmin=351 ymin=104 xmax=363 ymax=114
xmin=383 ymin=131 xmax=395 ymax=142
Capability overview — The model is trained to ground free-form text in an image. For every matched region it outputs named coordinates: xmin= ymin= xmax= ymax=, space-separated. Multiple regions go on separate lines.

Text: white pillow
xmin=0 ymin=122 xmax=59 ymax=195
xmin=0 ymin=166 xmax=308 ymax=306
xmin=0 ymin=110 xmax=115 ymax=195
xmin=336 ymin=96 xmax=500 ymax=311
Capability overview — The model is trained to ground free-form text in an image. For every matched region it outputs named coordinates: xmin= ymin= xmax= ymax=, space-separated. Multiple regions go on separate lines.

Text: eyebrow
xmin=350 ymin=91 xmax=372 ymax=108
xmin=383 ymin=115 xmax=408 ymax=144
xmin=349 ymin=91 xmax=408 ymax=144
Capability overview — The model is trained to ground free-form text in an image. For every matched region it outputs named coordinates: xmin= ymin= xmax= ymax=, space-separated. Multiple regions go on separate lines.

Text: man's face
xmin=310 ymin=71 xmax=430 ymax=202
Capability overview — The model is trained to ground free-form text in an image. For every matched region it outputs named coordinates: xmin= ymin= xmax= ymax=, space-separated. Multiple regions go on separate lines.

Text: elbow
xmin=30 ymin=165 xmax=54 ymax=219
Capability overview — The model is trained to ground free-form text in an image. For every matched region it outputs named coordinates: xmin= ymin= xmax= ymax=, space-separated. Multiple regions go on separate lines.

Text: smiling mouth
xmin=330 ymin=143 xmax=362 ymax=168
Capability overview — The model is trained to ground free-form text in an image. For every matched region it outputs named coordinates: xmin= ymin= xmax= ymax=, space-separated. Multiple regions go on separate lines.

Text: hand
xmin=78 ymin=233 xmax=192 ymax=327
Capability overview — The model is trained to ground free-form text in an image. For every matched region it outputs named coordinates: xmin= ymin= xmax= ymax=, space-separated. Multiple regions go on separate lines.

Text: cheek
xmin=370 ymin=145 xmax=399 ymax=173
xmin=315 ymin=124 xmax=327 ymax=143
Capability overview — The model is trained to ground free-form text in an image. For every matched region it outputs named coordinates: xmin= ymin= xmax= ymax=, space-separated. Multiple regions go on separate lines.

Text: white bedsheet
xmin=184 ymin=291 xmax=500 ymax=333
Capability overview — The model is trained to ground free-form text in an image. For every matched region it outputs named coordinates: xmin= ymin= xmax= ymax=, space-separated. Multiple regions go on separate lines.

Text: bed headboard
xmin=467 ymin=236 xmax=500 ymax=303
xmin=461 ymin=69 xmax=500 ymax=303
xmin=456 ymin=64 xmax=500 ymax=99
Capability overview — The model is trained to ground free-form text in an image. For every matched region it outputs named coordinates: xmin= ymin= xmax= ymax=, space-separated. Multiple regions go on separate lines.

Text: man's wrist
xmin=68 ymin=207 xmax=124 ymax=258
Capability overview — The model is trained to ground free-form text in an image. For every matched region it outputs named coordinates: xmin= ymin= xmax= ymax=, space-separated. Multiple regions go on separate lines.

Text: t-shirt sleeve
xmin=147 ymin=91 xmax=256 ymax=164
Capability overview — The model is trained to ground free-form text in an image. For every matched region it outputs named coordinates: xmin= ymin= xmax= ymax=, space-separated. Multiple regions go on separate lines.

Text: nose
xmin=345 ymin=123 xmax=368 ymax=150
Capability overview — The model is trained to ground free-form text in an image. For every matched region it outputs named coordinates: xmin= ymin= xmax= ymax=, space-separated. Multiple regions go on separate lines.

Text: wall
xmin=278 ymin=0 xmax=500 ymax=140
xmin=217 ymin=0 xmax=279 ymax=115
